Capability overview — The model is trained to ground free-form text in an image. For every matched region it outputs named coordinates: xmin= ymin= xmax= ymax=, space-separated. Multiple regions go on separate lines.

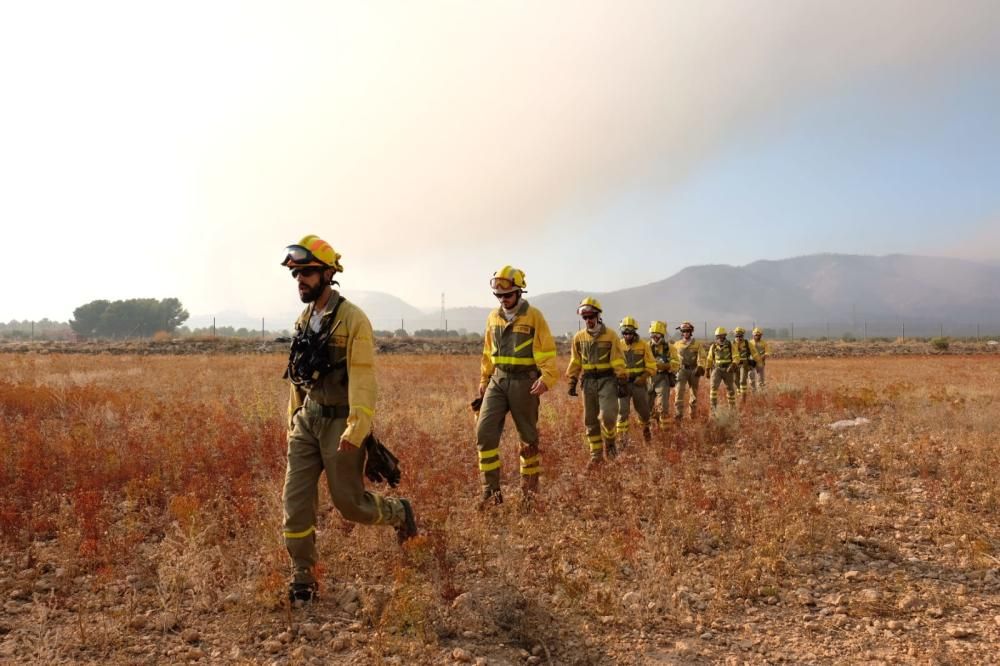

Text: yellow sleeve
xmin=341 ymin=309 xmax=377 ymax=447
xmin=750 ymin=341 xmax=762 ymax=364
xmin=480 ymin=319 xmax=495 ymax=389
xmin=642 ymin=342 xmax=657 ymax=379
xmin=760 ymin=340 xmax=769 ymax=358
xmin=611 ymin=333 xmax=627 ymax=380
xmin=531 ymin=310 xmax=559 ymax=389
xmin=566 ymin=334 xmax=582 ymax=379
xmin=669 ymin=342 xmax=680 ymax=373
xmin=705 ymin=344 xmax=715 ymax=370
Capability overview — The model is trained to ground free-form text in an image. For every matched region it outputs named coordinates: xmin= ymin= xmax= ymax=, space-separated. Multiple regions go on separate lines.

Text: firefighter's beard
xmin=585 ymin=318 xmax=600 ymax=333
xmin=299 ymin=280 xmax=326 ymax=303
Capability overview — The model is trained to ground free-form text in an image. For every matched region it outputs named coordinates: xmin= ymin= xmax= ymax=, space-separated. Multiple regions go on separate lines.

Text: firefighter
xmin=475 ymin=266 xmax=558 ymax=508
xmin=647 ymin=320 xmax=680 ymax=428
xmin=281 ymin=235 xmax=417 ymax=604
xmin=749 ymin=327 xmax=769 ymax=391
xmin=616 ymin=316 xmax=657 ymax=443
xmin=673 ymin=321 xmax=705 ymax=419
xmin=705 ymin=326 xmax=739 ymax=413
xmin=732 ymin=327 xmax=762 ymax=400
xmin=566 ymin=298 xmax=627 ymax=466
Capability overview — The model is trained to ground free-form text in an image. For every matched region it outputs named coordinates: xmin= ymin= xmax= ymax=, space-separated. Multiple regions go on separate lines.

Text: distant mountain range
xmin=192 ymin=255 xmax=1000 ymax=338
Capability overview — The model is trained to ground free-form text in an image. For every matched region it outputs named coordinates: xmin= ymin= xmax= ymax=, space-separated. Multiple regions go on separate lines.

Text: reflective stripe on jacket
xmin=479 ymin=299 xmax=558 ymax=389
xmin=749 ymin=339 xmax=768 ymax=362
xmin=566 ymin=324 xmax=627 ymax=380
xmin=706 ymin=340 xmax=736 ymax=369
xmin=619 ymin=337 xmax=657 ymax=380
xmin=734 ymin=339 xmax=762 ymax=364
xmin=288 ymin=292 xmax=376 ymax=447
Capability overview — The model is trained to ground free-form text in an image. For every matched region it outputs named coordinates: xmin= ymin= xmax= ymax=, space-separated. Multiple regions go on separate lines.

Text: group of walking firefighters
xmin=278 ymin=237 xmax=770 ymax=603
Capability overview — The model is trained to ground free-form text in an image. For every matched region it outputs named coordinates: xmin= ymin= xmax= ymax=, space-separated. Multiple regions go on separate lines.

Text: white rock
xmin=829 ymin=417 xmax=871 ymax=430
xmin=622 ymin=591 xmax=641 ymax=607
xmin=926 ymin=607 xmax=944 ymax=618
xmin=818 ymin=491 xmax=832 ymax=505
xmin=946 ymin=626 xmax=974 ymax=639
xmin=857 ymin=589 xmax=880 ymax=603
xmin=897 ymin=594 xmax=919 ymax=611
xmin=262 ymin=640 xmax=282 ymax=654
xmin=451 ymin=647 xmax=473 ymax=662
xmin=843 ymin=571 xmax=860 ymax=581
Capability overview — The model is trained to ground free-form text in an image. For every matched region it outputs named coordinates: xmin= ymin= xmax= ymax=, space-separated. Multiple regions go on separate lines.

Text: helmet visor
xmin=489 ymin=277 xmax=517 ymax=293
xmin=282 ymin=245 xmax=320 ymax=266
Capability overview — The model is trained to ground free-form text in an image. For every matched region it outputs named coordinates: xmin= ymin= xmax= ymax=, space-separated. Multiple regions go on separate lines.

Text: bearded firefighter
xmin=705 ymin=326 xmax=739 ymax=413
xmin=616 ymin=316 xmax=657 ymax=443
xmin=673 ymin=321 xmax=705 ymax=419
xmin=647 ymin=320 xmax=680 ymax=428
xmin=281 ymin=235 xmax=417 ymax=604
xmin=475 ymin=266 xmax=558 ymax=507
xmin=566 ymin=298 xmax=627 ymax=466
xmin=731 ymin=326 xmax=762 ymax=400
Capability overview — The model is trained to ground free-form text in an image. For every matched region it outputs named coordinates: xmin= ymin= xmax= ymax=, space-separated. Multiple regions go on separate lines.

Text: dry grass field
xmin=1 ymin=351 xmax=998 ymax=664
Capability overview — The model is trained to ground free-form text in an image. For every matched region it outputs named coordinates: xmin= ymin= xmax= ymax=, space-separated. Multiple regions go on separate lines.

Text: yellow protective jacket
xmin=619 ymin=337 xmax=657 ymax=382
xmin=649 ymin=339 xmax=681 ymax=374
xmin=479 ymin=299 xmax=558 ymax=390
xmin=567 ymin=324 xmax=627 ymax=381
xmin=287 ymin=292 xmax=376 ymax=447
xmin=733 ymin=338 xmax=762 ymax=366
xmin=705 ymin=339 xmax=738 ymax=370
xmin=674 ymin=338 xmax=706 ymax=370
xmin=749 ymin=339 xmax=769 ymax=364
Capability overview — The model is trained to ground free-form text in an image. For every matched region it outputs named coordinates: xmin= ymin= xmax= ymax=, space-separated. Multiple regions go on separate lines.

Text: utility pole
xmin=212 ymin=316 xmax=216 ymax=338
xmin=262 ymin=317 xmax=265 ymax=339
xmin=441 ymin=292 xmax=445 ymax=330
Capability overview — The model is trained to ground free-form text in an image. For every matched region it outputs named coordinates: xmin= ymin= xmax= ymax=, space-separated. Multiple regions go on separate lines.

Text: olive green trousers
xmin=283 ymin=398 xmax=408 ymax=585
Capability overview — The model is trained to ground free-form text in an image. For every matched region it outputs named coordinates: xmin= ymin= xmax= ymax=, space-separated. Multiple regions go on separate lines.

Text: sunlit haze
xmin=2 ymin=1 xmax=999 ymax=326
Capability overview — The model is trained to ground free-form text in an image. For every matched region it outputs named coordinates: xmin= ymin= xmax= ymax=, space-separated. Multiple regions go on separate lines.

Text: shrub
xmin=930 ymin=336 xmax=949 ymax=351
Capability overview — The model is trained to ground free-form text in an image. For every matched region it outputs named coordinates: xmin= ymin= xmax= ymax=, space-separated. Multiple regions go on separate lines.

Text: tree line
xmin=70 ymin=298 xmax=189 ymax=339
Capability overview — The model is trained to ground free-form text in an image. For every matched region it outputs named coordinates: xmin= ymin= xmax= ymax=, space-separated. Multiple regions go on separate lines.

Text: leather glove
xmin=470 ymin=397 xmax=483 ymax=412
xmin=567 ymin=377 xmax=578 ymax=397
xmin=616 ymin=379 xmax=630 ymax=398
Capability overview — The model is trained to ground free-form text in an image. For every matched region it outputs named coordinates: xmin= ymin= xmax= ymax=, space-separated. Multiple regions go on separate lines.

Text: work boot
xmin=642 ymin=425 xmax=652 ymax=442
xmin=395 ymin=499 xmax=418 ymax=544
xmin=606 ymin=443 xmax=618 ymax=459
xmin=288 ymin=581 xmax=318 ymax=604
xmin=477 ymin=488 xmax=503 ymax=510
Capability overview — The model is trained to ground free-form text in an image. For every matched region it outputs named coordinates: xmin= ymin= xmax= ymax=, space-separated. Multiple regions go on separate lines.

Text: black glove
xmin=568 ymin=377 xmax=578 ymax=397
xmin=616 ymin=379 xmax=629 ymax=398
xmin=749 ymin=359 xmax=757 ymax=368
xmin=470 ymin=397 xmax=483 ymax=412
xmin=695 ymin=366 xmax=705 ymax=377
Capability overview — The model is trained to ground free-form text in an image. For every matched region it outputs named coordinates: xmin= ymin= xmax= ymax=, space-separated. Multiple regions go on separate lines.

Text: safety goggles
xmin=291 ymin=266 xmax=323 ymax=279
xmin=490 ymin=277 xmax=516 ymax=292
xmin=494 ymin=291 xmax=518 ymax=300
xmin=282 ymin=245 xmax=321 ymax=266
xmin=581 ymin=313 xmax=598 ymax=321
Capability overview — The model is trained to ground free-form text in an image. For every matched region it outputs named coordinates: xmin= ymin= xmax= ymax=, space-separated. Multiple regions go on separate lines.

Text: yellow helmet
xmin=619 ymin=316 xmax=638 ymax=332
xmin=753 ymin=327 xmax=763 ymax=335
xmin=649 ymin=320 xmax=667 ymax=336
xmin=677 ymin=321 xmax=695 ymax=332
xmin=490 ymin=266 xmax=527 ymax=294
xmin=733 ymin=326 xmax=746 ymax=336
xmin=282 ymin=235 xmax=343 ymax=271
xmin=714 ymin=326 xmax=727 ymax=336
xmin=577 ymin=297 xmax=602 ymax=315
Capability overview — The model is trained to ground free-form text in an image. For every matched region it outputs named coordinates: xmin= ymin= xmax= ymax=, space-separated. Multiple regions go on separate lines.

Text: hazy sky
xmin=2 ymin=1 xmax=999 ymax=323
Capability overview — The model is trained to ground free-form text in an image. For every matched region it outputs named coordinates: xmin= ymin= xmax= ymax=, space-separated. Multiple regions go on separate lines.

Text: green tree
xmin=70 ymin=300 xmax=110 ymax=338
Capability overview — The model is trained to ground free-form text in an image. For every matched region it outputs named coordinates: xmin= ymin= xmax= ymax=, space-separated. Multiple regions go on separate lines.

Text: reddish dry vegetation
xmin=0 ymin=353 xmax=998 ymax=664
